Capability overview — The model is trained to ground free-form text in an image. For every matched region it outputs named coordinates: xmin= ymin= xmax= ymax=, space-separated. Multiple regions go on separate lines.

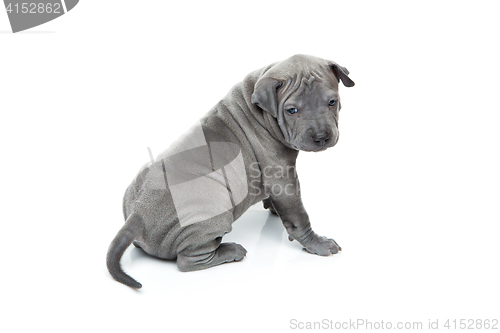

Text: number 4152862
xmin=444 ymin=319 xmax=498 ymax=330
xmin=5 ymin=2 xmax=62 ymax=14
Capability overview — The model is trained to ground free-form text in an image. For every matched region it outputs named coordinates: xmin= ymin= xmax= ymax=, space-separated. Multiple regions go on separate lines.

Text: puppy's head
xmin=251 ymin=54 xmax=354 ymax=152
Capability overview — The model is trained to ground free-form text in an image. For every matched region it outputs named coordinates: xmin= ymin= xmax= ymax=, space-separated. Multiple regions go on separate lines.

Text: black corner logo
xmin=3 ymin=0 xmax=79 ymax=33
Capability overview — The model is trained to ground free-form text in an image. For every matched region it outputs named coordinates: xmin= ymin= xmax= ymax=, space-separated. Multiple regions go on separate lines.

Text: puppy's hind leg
xmin=177 ymin=238 xmax=247 ymax=272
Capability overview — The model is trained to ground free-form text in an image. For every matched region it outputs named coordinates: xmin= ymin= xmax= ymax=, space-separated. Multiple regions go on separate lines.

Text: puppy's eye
xmin=329 ymin=100 xmax=336 ymax=106
xmin=287 ymin=108 xmax=298 ymax=114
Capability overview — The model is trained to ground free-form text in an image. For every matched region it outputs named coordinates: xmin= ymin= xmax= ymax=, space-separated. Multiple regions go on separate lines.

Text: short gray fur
xmin=107 ymin=54 xmax=355 ymax=288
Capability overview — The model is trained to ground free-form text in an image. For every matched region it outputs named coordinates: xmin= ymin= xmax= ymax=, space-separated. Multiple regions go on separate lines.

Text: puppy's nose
xmin=312 ymin=132 xmax=330 ymax=145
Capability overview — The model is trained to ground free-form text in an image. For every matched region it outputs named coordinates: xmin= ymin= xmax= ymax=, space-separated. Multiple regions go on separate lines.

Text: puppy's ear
xmin=251 ymin=77 xmax=283 ymax=118
xmin=328 ymin=62 xmax=355 ymax=87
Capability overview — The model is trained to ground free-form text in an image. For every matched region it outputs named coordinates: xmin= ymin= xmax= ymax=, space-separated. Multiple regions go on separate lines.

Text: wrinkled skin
xmin=279 ymin=76 xmax=341 ymax=152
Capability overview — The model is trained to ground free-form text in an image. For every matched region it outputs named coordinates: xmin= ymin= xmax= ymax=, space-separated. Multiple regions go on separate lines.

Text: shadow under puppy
xmin=107 ymin=54 xmax=355 ymax=288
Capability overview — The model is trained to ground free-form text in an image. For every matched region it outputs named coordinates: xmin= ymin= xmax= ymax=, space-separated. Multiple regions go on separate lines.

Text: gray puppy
xmin=107 ymin=54 xmax=355 ymax=288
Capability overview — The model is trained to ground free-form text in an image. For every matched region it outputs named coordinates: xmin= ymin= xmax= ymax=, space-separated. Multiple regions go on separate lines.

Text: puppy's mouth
xmin=296 ymin=142 xmax=337 ymax=152
xmin=295 ymin=136 xmax=338 ymax=152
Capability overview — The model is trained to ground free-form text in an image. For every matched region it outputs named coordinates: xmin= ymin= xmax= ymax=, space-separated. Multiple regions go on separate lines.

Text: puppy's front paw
xmin=303 ymin=235 xmax=341 ymax=256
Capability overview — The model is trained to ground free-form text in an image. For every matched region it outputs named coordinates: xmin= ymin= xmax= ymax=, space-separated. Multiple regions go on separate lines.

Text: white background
xmin=1 ymin=1 xmax=499 ymax=332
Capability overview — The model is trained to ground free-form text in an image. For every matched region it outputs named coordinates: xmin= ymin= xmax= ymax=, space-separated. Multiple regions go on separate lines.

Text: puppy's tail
xmin=106 ymin=212 xmax=144 ymax=289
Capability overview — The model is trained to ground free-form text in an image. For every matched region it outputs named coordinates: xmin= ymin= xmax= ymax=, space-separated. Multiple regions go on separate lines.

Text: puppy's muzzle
xmin=311 ymin=129 xmax=338 ymax=149
xmin=312 ymin=132 xmax=331 ymax=146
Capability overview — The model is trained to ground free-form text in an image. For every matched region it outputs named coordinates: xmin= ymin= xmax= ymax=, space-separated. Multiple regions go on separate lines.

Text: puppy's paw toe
xmin=233 ymin=244 xmax=247 ymax=261
xmin=218 ymin=242 xmax=247 ymax=262
xmin=303 ymin=236 xmax=341 ymax=256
